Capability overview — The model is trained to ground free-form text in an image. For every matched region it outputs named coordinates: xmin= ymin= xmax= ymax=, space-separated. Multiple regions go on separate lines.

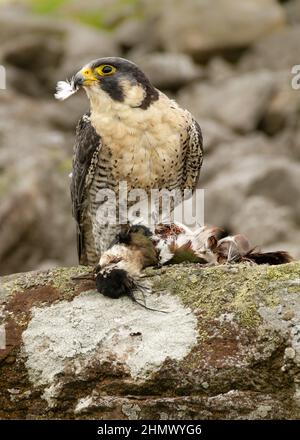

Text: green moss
xmin=149 ymin=262 xmax=300 ymax=331
xmin=0 ymin=266 xmax=92 ymax=301
xmin=265 ymin=263 xmax=300 ymax=282
xmin=0 ymin=271 xmax=52 ymax=298
xmin=30 ymin=0 xmax=70 ymax=14
xmin=50 ymin=266 xmax=91 ymax=298
xmin=2 ymin=262 xmax=299 ymax=329
xmin=71 ymin=11 xmax=106 ymax=29
xmin=0 ymin=279 xmax=24 ymax=299
xmin=27 ymin=0 xmax=144 ymax=30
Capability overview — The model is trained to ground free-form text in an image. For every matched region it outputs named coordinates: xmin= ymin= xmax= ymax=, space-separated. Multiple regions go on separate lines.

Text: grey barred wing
xmin=71 ymin=114 xmax=101 ymax=262
xmin=182 ymin=119 xmax=203 ymax=191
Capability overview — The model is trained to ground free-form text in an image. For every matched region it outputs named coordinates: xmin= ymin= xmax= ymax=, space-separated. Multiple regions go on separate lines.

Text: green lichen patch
xmin=0 ymin=266 xmax=94 ymax=304
xmin=148 ymin=262 xmax=300 ymax=330
xmin=1 ymin=262 xmax=300 ymax=419
xmin=50 ymin=266 xmax=93 ymax=299
xmin=0 ymin=271 xmax=54 ymax=300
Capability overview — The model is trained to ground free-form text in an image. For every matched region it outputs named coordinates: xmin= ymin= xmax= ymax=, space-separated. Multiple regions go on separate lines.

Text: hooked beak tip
xmin=73 ymin=73 xmax=84 ymax=89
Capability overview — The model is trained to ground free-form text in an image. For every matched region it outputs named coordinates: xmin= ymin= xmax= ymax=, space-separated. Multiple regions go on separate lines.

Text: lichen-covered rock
xmin=1 ymin=262 xmax=300 ymax=419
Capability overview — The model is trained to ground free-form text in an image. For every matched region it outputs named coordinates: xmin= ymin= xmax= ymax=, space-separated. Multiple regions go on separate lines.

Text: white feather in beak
xmin=54 ymin=78 xmax=78 ymax=101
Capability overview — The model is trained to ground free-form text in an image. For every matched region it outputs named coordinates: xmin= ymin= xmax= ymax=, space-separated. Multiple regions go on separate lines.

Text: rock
xmin=1 ymin=262 xmax=300 ymax=419
xmin=0 ymin=6 xmax=119 ymax=97
xmin=200 ymin=135 xmax=300 ymax=247
xmin=130 ymin=52 xmax=202 ymax=90
xmin=205 ymin=57 xmax=236 ymax=83
xmin=55 ymin=22 xmax=119 ymax=83
xmin=239 ymin=26 xmax=300 ymax=72
xmin=274 ymin=128 xmax=300 ymax=162
xmin=202 ymin=131 xmax=263 ymax=182
xmin=1 ymin=36 xmax=64 ymax=97
xmin=197 ymin=118 xmax=236 ymax=153
xmin=0 ymin=90 xmax=77 ymax=275
xmin=115 ymin=19 xmax=153 ymax=51
xmin=156 ymin=0 xmax=285 ymax=59
xmin=248 ymin=160 xmax=300 ymax=222
xmin=261 ymin=70 xmax=300 ymax=135
xmin=284 ymin=0 xmax=300 ymax=25
xmin=178 ymin=71 xmax=276 ymax=133
xmin=0 ymin=6 xmax=64 ymax=45
xmin=60 ymin=0 xmax=140 ymax=29
xmin=230 ymin=196 xmax=297 ymax=248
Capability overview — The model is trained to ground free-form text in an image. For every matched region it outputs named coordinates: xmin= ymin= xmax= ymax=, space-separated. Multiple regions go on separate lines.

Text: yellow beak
xmin=74 ymin=67 xmax=97 ymax=87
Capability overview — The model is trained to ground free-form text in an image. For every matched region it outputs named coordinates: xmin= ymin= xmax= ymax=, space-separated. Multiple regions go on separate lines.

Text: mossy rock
xmin=0 ymin=262 xmax=300 ymax=419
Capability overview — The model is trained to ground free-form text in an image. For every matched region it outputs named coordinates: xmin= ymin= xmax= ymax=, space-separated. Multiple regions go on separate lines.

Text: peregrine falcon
xmin=59 ymin=57 xmax=203 ymax=265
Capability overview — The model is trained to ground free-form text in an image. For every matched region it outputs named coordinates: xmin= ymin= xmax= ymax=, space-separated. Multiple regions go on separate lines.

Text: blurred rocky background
xmin=0 ymin=0 xmax=299 ymax=276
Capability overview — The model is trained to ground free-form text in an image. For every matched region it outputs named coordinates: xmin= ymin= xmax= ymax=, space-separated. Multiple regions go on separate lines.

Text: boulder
xmin=261 ymin=70 xmax=300 ymax=135
xmin=0 ymin=6 xmax=119 ymax=97
xmin=196 ymin=118 xmax=236 ymax=154
xmin=205 ymin=57 xmax=236 ymax=83
xmin=273 ymin=128 xmax=300 ymax=162
xmin=156 ymin=0 xmax=286 ymax=59
xmin=284 ymin=0 xmax=300 ymax=25
xmin=1 ymin=262 xmax=300 ymax=419
xmin=239 ymin=26 xmax=300 ymax=72
xmin=130 ymin=52 xmax=202 ymax=90
xmin=178 ymin=71 xmax=276 ymax=133
xmin=200 ymin=135 xmax=300 ymax=258
xmin=0 ymin=90 xmax=77 ymax=275
xmin=230 ymin=196 xmax=297 ymax=247
xmin=114 ymin=19 xmax=155 ymax=51
xmin=55 ymin=22 xmax=120 ymax=83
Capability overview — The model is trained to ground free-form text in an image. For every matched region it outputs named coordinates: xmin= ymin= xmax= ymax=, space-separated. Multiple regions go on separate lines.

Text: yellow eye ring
xmin=95 ymin=65 xmax=116 ymax=76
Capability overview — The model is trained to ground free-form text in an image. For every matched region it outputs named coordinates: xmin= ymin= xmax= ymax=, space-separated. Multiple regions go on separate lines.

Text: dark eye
xmin=102 ymin=65 xmax=113 ymax=74
xmin=95 ymin=65 xmax=116 ymax=76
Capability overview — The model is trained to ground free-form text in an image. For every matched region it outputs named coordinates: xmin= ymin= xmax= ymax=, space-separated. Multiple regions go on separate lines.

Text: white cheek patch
xmin=54 ymin=78 xmax=79 ymax=101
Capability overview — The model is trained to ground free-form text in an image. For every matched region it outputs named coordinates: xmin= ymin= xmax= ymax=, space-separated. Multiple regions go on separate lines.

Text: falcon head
xmin=73 ymin=57 xmax=159 ymax=109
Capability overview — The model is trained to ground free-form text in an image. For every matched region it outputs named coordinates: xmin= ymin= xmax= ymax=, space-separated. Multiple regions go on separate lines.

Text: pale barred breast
xmin=91 ymin=92 xmax=190 ymax=191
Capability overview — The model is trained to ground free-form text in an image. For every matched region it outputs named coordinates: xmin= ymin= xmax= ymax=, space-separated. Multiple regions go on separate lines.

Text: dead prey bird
xmin=72 ymin=225 xmax=166 ymax=312
xmin=72 ymin=223 xmax=293 ymax=307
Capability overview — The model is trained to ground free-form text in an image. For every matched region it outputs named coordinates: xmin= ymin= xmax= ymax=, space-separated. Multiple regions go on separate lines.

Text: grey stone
xmin=284 ymin=0 xmax=300 ymax=25
xmin=261 ymin=70 xmax=300 ymax=135
xmin=156 ymin=0 xmax=286 ymax=59
xmin=130 ymin=52 xmax=202 ymax=89
xmin=201 ymin=135 xmax=300 ymax=241
xmin=198 ymin=118 xmax=236 ymax=153
xmin=0 ymin=90 xmax=77 ymax=275
xmin=115 ymin=19 xmax=151 ymax=50
xmin=1 ymin=262 xmax=300 ymax=419
xmin=240 ymin=26 xmax=300 ymax=72
xmin=0 ymin=6 xmax=119 ymax=96
xmin=178 ymin=71 xmax=276 ymax=133
xmin=205 ymin=57 xmax=236 ymax=83
xmin=230 ymin=196 xmax=297 ymax=248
